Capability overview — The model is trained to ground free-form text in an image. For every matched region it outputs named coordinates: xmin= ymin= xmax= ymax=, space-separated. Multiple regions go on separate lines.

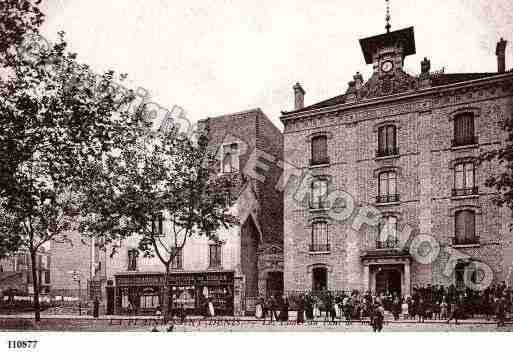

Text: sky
xmin=40 ymin=0 xmax=513 ymax=130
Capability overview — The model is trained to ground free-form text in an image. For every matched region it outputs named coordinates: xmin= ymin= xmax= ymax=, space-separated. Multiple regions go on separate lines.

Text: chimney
xmin=421 ymin=57 xmax=431 ymax=75
xmin=353 ymin=72 xmax=364 ymax=91
xmin=293 ymin=82 xmax=305 ymax=110
xmin=496 ymin=38 xmax=507 ymax=73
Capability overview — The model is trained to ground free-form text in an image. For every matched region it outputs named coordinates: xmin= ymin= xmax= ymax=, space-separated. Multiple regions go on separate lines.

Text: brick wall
xmin=283 ymin=76 xmax=513 ymax=292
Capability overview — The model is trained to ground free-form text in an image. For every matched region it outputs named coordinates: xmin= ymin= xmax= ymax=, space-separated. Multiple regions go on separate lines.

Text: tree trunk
xmin=162 ymin=265 xmax=171 ymax=323
xmin=30 ymin=249 xmax=41 ymax=322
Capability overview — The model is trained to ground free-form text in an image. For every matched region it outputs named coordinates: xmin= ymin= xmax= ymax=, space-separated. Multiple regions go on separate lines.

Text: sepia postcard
xmin=0 ymin=0 xmax=512 ymax=358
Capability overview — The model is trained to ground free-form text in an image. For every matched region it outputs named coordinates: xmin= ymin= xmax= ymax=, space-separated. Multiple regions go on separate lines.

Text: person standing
xmin=297 ymin=295 xmax=305 ymax=324
xmin=372 ymin=302 xmax=385 ymax=332
xmin=208 ymin=297 xmax=215 ymax=318
xmin=497 ymin=296 xmax=506 ymax=327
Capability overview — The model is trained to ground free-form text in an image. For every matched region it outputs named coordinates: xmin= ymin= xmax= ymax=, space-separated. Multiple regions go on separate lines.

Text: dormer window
xmin=222 ymin=143 xmax=239 ymax=173
xmin=127 ymin=249 xmax=138 ymax=271
xmin=151 ymin=212 xmax=164 ymax=236
xmin=377 ymin=125 xmax=398 ymax=157
xmin=310 ymin=135 xmax=329 ymax=166
xmin=452 ymin=113 xmax=477 ymax=147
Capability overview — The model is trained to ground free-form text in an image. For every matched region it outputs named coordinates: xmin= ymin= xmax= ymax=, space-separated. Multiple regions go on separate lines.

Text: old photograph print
xmin=1 ymin=0 xmax=513 ymax=338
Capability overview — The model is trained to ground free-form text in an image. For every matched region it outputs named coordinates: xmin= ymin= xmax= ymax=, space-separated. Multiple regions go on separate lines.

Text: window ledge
xmin=309 ymin=251 xmax=331 ymax=255
xmin=375 ymin=154 xmax=400 ymax=161
xmin=207 ymin=267 xmax=223 ymax=271
xmin=451 ymin=244 xmax=480 ymax=249
xmin=451 ymin=195 xmax=479 ymax=200
xmin=375 ymin=201 xmax=401 ymax=207
xmin=309 ymin=207 xmax=328 ymax=213
xmin=309 ymin=163 xmax=330 ymax=169
xmin=451 ymin=144 xmax=478 ymax=151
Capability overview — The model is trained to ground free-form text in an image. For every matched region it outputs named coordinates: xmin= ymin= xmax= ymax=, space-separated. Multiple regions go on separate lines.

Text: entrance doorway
xmin=375 ymin=268 xmax=401 ymax=296
xmin=266 ymin=271 xmax=283 ymax=298
xmin=312 ymin=267 xmax=328 ymax=291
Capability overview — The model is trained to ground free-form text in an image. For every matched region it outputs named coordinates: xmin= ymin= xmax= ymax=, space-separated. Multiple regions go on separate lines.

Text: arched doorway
xmin=375 ymin=268 xmax=401 ymax=296
xmin=266 ymin=271 xmax=283 ymax=298
xmin=312 ymin=267 xmax=328 ymax=291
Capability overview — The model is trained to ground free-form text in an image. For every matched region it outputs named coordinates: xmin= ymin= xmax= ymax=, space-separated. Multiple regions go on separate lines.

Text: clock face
xmin=381 ymin=61 xmax=393 ymax=73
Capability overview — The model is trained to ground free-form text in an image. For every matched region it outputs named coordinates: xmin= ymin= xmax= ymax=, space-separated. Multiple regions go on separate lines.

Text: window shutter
xmin=378 ymin=127 xmax=386 ymax=153
xmin=455 ymin=211 xmax=465 ymax=244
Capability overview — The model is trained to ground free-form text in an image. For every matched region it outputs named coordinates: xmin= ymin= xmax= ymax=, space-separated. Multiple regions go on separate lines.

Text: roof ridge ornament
xmin=385 ymin=0 xmax=391 ymax=33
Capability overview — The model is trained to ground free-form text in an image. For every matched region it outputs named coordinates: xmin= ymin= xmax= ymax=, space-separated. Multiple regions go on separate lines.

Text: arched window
xmin=377 ymin=125 xmax=398 ymax=157
xmin=311 ymin=135 xmax=328 ymax=166
xmin=311 ymin=220 xmax=329 ymax=252
xmin=377 ymin=171 xmax=398 ymax=203
xmin=377 ymin=215 xmax=398 ymax=249
xmin=454 ymin=210 xmax=477 ymax=245
xmin=453 ymin=162 xmax=477 ymax=196
xmin=453 ymin=113 xmax=476 ymax=147
xmin=222 ymin=143 xmax=239 ymax=173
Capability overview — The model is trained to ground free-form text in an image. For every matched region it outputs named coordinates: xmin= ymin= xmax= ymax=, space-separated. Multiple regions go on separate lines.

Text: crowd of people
xmin=255 ymin=282 xmax=512 ymax=328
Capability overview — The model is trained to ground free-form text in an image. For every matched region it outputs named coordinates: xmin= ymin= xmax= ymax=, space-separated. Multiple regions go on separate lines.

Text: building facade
xmin=0 ymin=249 xmax=51 ymax=297
xmin=92 ymin=108 xmax=284 ymax=315
xmin=281 ymin=25 xmax=513 ymax=297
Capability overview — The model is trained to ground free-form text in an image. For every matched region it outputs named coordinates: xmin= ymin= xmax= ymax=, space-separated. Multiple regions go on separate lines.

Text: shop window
xmin=453 ymin=113 xmax=477 ymax=147
xmin=454 ymin=210 xmax=478 ymax=245
xmin=310 ymin=135 xmax=329 ymax=166
xmin=209 ymin=244 xmax=222 ymax=268
xmin=140 ymin=289 xmax=160 ymax=309
xmin=222 ymin=143 xmax=239 ymax=173
xmin=453 ymin=162 xmax=477 ymax=196
xmin=311 ymin=221 xmax=329 ymax=252
xmin=311 ymin=178 xmax=328 ymax=209
xmin=377 ymin=171 xmax=399 ymax=203
xmin=377 ymin=125 xmax=398 ymax=157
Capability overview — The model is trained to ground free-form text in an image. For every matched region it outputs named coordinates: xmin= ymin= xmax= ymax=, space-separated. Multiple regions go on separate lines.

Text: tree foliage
xmin=0 ymin=23 xmax=135 ymax=320
xmin=481 ymin=105 xmax=513 ymax=227
xmin=80 ymin=121 xmax=237 ymax=320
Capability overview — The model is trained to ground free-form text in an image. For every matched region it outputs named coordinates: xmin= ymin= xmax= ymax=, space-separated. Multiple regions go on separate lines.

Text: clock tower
xmin=354 ymin=1 xmax=418 ymax=98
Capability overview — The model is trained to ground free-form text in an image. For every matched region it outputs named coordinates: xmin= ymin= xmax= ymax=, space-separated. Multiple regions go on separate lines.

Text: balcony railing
xmin=309 ymin=243 xmax=331 ymax=253
xmin=376 ymin=147 xmax=399 ymax=158
xmin=376 ymin=194 xmax=400 ymax=204
xmin=451 ymin=236 xmax=480 ymax=246
xmin=376 ymin=238 xmax=399 ymax=249
xmin=310 ymin=200 xmax=328 ymax=210
xmin=452 ymin=187 xmax=479 ymax=197
xmin=310 ymin=157 xmax=330 ymax=167
xmin=451 ymin=136 xmax=479 ymax=148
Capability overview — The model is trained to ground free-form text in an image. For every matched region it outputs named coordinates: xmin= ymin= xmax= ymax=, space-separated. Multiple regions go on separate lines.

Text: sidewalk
xmin=0 ymin=312 xmax=509 ymax=325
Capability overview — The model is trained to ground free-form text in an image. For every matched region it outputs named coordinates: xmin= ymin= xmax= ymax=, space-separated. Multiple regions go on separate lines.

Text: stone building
xmin=0 ymin=249 xmax=51 ymax=297
xmin=93 ymin=108 xmax=284 ymax=315
xmin=281 ymin=24 xmax=513 ymax=297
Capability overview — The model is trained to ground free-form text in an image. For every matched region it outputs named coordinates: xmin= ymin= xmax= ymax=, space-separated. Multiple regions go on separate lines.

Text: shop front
xmin=114 ymin=270 xmax=235 ymax=316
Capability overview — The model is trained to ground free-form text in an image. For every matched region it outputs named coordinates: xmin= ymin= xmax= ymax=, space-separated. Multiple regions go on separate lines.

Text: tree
xmin=80 ymin=122 xmax=237 ymax=322
xmin=0 ymin=0 xmax=45 ymax=65
xmin=481 ymin=106 xmax=513 ymax=228
xmin=0 ymin=31 xmax=135 ymax=321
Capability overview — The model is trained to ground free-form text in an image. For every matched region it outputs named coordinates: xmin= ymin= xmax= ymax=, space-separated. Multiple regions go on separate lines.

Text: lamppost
xmin=71 ymin=271 xmax=81 ymax=315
